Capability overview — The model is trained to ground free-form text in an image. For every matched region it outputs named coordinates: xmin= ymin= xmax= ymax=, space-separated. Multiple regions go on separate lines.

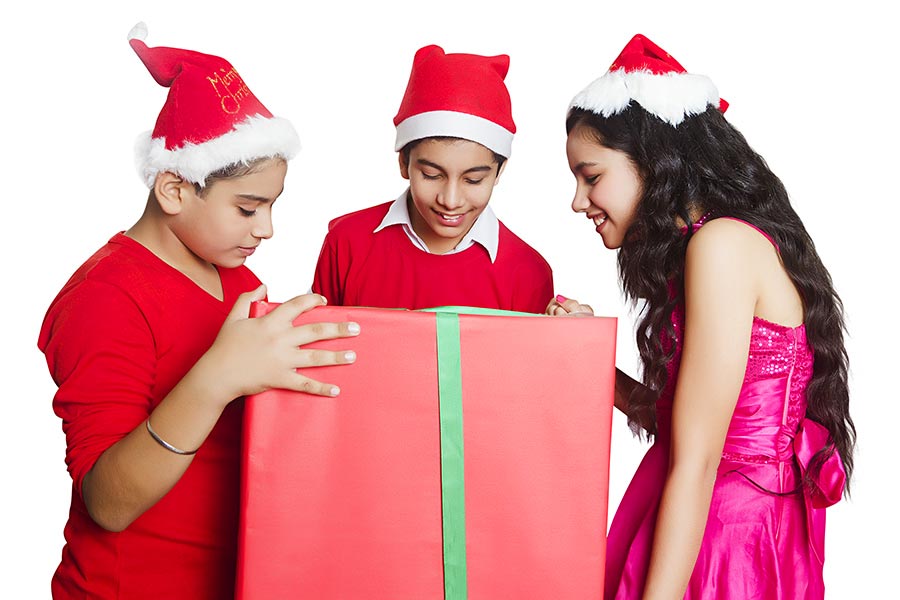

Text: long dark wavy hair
xmin=566 ymin=104 xmax=855 ymax=490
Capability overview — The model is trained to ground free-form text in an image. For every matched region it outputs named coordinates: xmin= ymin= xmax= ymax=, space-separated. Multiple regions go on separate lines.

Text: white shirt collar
xmin=374 ymin=188 xmax=499 ymax=262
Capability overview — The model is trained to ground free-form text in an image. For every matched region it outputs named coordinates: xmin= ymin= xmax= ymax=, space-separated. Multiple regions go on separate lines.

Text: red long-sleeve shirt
xmin=39 ymin=233 xmax=261 ymax=599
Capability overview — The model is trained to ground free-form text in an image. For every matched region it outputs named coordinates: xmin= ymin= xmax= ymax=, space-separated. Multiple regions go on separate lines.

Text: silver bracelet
xmin=145 ymin=418 xmax=199 ymax=455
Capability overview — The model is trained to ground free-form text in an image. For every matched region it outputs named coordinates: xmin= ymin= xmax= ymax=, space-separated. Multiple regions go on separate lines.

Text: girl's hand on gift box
xmin=545 ymin=295 xmax=649 ymax=419
xmin=545 ymin=294 xmax=595 ymax=317
xmin=201 ymin=286 xmax=360 ymax=402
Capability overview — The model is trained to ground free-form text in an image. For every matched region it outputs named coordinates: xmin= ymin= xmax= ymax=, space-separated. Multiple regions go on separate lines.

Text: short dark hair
xmin=399 ymin=137 xmax=507 ymax=173
xmin=193 ymin=156 xmax=285 ymax=197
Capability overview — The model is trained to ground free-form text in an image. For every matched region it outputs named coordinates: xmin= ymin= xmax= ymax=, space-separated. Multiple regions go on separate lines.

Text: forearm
xmin=83 ymin=356 xmax=233 ymax=532
xmin=614 ymin=368 xmax=655 ymax=417
xmin=642 ymin=460 xmax=718 ymax=599
xmin=614 ymin=368 xmax=637 ymax=413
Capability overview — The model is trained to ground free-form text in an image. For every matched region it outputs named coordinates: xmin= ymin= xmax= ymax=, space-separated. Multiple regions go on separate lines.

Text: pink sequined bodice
xmin=661 ymin=306 xmax=813 ymax=458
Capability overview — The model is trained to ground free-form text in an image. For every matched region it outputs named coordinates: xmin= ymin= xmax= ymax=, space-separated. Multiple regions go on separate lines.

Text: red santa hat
xmin=569 ymin=34 xmax=728 ymax=126
xmin=393 ymin=44 xmax=516 ymax=158
xmin=128 ymin=22 xmax=300 ymax=187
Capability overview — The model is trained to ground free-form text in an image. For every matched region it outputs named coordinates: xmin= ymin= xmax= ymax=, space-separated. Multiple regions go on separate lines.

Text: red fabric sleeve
xmin=503 ymin=239 xmax=554 ymax=314
xmin=516 ymin=266 xmax=555 ymax=315
xmin=42 ymin=280 xmax=157 ymax=496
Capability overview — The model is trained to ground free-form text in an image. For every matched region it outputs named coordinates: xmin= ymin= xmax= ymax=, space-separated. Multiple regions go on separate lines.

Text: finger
xmin=559 ymin=299 xmax=584 ymax=313
xmin=283 ymin=373 xmax=343 ymax=397
xmin=569 ymin=303 xmax=594 ymax=316
xmin=545 ymin=294 xmax=570 ymax=315
xmin=553 ymin=294 xmax=585 ymax=314
xmin=225 ymin=285 xmax=267 ymax=322
xmin=557 ymin=296 xmax=595 ymax=315
xmin=288 ymin=320 xmax=361 ymax=346
xmin=544 ymin=298 xmax=560 ymax=315
xmin=268 ymin=293 xmax=328 ymax=323
xmin=546 ymin=304 xmax=569 ymax=317
xmin=291 ymin=347 xmax=357 ymax=369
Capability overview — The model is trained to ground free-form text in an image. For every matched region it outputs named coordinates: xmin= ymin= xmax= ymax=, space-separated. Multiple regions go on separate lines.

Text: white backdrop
xmin=2 ymin=2 xmax=895 ymax=597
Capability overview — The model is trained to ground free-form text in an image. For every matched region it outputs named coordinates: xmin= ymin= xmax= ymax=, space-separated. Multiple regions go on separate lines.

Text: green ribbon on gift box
xmin=436 ymin=311 xmax=466 ymax=600
xmin=426 ymin=306 xmax=537 ymax=600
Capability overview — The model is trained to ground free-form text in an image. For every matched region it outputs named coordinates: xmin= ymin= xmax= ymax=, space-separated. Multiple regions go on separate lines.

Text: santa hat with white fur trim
xmin=128 ymin=22 xmax=300 ymax=187
xmin=569 ymin=33 xmax=728 ymax=126
xmin=394 ymin=45 xmax=516 ymax=158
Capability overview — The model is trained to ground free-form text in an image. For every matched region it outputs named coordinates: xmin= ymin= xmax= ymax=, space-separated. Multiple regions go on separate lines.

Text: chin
xmin=598 ymin=234 xmax=620 ymax=250
xmin=218 ymin=257 xmax=248 ymax=269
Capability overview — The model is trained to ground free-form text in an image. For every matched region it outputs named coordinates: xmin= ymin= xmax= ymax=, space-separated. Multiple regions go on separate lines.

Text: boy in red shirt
xmin=312 ymin=44 xmax=553 ymax=313
xmin=38 ymin=24 xmax=358 ymax=599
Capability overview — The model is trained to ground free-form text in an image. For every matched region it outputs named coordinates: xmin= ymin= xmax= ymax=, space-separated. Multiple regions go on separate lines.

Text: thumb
xmin=225 ymin=284 xmax=268 ymax=322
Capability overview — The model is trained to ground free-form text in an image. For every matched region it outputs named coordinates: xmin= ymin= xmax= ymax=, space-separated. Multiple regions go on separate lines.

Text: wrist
xmin=184 ymin=350 xmax=244 ymax=411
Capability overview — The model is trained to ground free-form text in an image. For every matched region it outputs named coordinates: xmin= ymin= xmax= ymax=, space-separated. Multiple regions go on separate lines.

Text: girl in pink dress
xmin=548 ymin=34 xmax=855 ymax=599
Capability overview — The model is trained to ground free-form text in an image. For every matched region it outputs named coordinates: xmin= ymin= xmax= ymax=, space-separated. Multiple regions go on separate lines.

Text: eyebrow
xmin=416 ymin=158 xmax=493 ymax=175
xmin=574 ymin=161 xmax=598 ymax=171
xmin=237 ymin=190 xmax=283 ymax=203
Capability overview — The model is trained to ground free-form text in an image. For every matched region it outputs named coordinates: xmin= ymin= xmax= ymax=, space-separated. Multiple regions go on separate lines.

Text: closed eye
xmin=239 ymin=207 xmax=257 ymax=217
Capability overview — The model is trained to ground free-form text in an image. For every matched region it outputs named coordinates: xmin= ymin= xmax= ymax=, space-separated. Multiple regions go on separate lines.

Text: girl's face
xmin=566 ymin=124 xmax=642 ymax=249
xmin=400 ymin=138 xmax=502 ymax=255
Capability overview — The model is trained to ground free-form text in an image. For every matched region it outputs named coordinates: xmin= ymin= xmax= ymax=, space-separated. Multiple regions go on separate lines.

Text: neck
xmin=126 ymin=211 xmax=224 ymax=300
xmin=674 ymin=207 xmax=709 ymax=229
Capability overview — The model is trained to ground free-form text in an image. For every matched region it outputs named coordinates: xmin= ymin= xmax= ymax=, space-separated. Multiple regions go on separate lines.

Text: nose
xmin=253 ymin=209 xmax=274 ymax=240
xmin=437 ymin=181 xmax=464 ymax=211
xmin=571 ymin=184 xmax=590 ymax=213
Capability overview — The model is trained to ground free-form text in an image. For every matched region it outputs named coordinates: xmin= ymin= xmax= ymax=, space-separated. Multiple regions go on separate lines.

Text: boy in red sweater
xmin=38 ymin=24 xmax=358 ymax=599
xmin=312 ymin=44 xmax=553 ymax=313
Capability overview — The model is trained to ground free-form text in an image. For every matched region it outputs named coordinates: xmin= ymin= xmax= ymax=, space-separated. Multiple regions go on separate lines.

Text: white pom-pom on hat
xmin=127 ymin=22 xmax=148 ymax=42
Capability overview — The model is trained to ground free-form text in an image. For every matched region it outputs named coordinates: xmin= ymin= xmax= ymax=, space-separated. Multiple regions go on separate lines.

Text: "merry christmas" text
xmin=207 ymin=67 xmax=253 ymax=115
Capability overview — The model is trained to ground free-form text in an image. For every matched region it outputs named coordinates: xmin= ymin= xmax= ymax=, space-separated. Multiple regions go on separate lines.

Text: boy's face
xmin=171 ymin=158 xmax=287 ymax=269
xmin=400 ymin=138 xmax=503 ymax=255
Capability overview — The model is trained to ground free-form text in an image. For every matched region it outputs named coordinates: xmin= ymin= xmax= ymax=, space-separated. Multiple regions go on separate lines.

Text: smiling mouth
xmin=435 ymin=210 xmax=466 ymax=225
xmin=589 ymin=211 xmax=608 ymax=227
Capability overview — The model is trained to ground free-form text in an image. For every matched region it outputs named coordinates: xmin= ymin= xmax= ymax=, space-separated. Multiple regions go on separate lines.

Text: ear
xmin=153 ymin=171 xmax=193 ymax=216
xmin=398 ymin=152 xmax=410 ymax=181
xmin=493 ymin=160 xmax=507 ymax=186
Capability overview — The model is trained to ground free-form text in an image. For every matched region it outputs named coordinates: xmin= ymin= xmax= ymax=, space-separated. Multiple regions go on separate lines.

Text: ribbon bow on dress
xmin=793 ymin=417 xmax=846 ymax=565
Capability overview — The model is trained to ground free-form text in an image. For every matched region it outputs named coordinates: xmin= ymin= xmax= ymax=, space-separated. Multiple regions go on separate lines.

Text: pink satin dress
xmin=604 ymin=219 xmax=845 ymax=600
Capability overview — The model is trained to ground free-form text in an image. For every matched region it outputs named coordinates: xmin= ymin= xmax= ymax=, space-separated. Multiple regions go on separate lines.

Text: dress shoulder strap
xmin=711 ymin=216 xmax=780 ymax=251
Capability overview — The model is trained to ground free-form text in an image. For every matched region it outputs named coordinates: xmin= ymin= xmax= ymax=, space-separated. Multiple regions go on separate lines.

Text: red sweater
xmin=38 ymin=233 xmax=261 ymax=599
xmin=312 ymin=202 xmax=554 ymax=313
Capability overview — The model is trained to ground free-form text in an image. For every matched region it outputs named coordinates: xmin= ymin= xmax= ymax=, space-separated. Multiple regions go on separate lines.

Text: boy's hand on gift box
xmin=545 ymin=294 xmax=595 ymax=317
xmin=201 ymin=286 xmax=360 ymax=403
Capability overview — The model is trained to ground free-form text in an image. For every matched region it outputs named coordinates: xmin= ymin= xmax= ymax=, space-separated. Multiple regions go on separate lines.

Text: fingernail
xmin=347 ymin=322 xmax=360 ymax=334
xmin=556 ymin=294 xmax=568 ymax=303
xmin=330 ymin=386 xmax=341 ymax=397
xmin=344 ymin=351 xmax=356 ymax=362
xmin=319 ymin=295 xmax=328 ymax=305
